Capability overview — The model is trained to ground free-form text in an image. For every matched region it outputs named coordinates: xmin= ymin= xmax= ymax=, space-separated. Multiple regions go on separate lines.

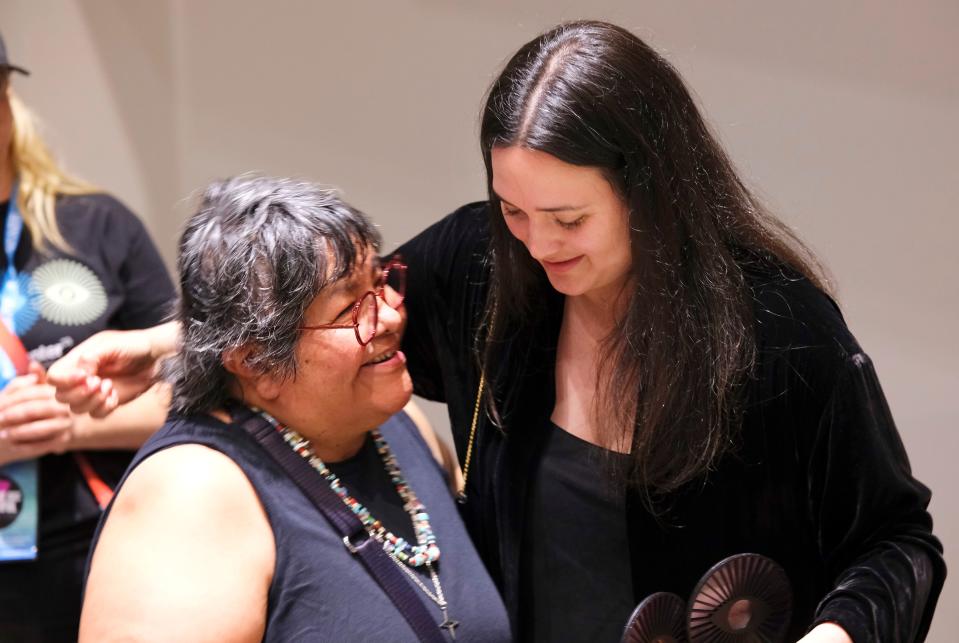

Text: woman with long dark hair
xmin=50 ymin=20 xmax=943 ymax=642
xmin=397 ymin=20 xmax=943 ymax=642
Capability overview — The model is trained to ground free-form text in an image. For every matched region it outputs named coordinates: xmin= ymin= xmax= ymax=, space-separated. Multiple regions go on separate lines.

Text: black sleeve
xmin=396 ymin=202 xmax=491 ymax=404
xmin=808 ymin=353 xmax=945 ymax=642
xmin=100 ymin=197 xmax=176 ymax=330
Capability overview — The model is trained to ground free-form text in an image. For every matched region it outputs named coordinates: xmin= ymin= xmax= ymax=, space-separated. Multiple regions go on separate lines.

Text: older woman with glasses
xmin=77 ymin=175 xmax=510 ymax=642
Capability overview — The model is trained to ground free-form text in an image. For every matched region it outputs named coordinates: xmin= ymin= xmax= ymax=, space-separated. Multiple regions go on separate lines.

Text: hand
xmin=797 ymin=622 xmax=853 ymax=643
xmin=0 ymin=364 xmax=75 ymax=465
xmin=47 ymin=325 xmax=174 ymax=418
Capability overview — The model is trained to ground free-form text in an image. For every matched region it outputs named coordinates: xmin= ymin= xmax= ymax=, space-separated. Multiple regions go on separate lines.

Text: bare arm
xmin=67 ymin=383 xmax=170 ymax=450
xmin=80 ymin=443 xmax=275 ymax=642
xmin=403 ymin=399 xmax=463 ymax=494
xmin=47 ymin=322 xmax=180 ymax=417
xmin=0 ymin=363 xmax=170 ymax=464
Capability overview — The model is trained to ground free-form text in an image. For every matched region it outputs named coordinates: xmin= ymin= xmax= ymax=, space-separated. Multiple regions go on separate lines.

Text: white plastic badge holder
xmin=0 ymin=459 xmax=38 ymax=561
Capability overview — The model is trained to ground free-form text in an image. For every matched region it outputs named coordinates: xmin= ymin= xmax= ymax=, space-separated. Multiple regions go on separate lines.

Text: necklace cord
xmin=457 ymin=304 xmax=496 ymax=502
xmin=458 ymin=372 xmax=485 ymax=499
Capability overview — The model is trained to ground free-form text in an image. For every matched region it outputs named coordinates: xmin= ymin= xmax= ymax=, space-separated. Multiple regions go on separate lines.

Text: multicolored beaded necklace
xmin=258 ymin=411 xmax=441 ymax=568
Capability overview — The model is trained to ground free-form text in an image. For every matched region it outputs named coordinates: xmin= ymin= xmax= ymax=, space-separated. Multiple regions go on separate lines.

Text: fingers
xmin=48 ymin=342 xmax=154 ymax=415
xmin=1 ymin=415 xmax=72 ymax=444
xmin=88 ymin=382 xmax=120 ymax=419
xmin=0 ymin=383 xmax=73 ymax=444
xmin=0 ymin=395 xmax=70 ymax=426
xmin=28 ymin=361 xmax=47 ymax=381
xmin=47 ymin=351 xmax=101 ymax=411
xmin=0 ymin=381 xmax=58 ymax=413
xmin=48 ymin=352 xmax=100 ymax=389
xmin=2 ymin=373 xmax=41 ymax=394
xmin=53 ymin=375 xmax=113 ymax=415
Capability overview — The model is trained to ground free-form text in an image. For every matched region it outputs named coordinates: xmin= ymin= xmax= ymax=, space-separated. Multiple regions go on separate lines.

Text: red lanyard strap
xmin=73 ymin=452 xmax=114 ymax=510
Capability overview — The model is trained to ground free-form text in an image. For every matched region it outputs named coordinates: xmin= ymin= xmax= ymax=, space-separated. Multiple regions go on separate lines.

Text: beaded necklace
xmin=259 ymin=411 xmax=441 ymax=568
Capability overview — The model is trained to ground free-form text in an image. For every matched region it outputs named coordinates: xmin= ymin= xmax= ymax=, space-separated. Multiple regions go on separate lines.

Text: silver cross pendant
xmin=439 ymin=608 xmax=459 ymax=640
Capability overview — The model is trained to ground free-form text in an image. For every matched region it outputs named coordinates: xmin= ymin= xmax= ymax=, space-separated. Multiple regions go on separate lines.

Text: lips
xmin=541 ymin=255 xmax=583 ymax=273
xmin=363 ymin=347 xmax=405 ymax=368
xmin=366 ymin=349 xmax=396 ymax=365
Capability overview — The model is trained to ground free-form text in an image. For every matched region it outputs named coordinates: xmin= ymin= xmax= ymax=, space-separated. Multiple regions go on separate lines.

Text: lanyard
xmin=0 ymin=183 xmax=38 ymax=564
xmin=0 ymin=185 xmax=115 ymax=511
xmin=1 ymin=180 xmax=25 ymax=334
xmin=0 ymin=181 xmax=27 ymax=387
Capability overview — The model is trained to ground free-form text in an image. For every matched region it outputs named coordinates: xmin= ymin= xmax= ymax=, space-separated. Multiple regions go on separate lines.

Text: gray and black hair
xmin=163 ymin=175 xmax=381 ymax=415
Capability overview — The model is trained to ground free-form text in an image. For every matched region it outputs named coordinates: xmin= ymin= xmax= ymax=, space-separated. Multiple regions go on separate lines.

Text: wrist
xmin=64 ymin=411 xmax=93 ymax=451
xmin=147 ymin=322 xmax=180 ymax=360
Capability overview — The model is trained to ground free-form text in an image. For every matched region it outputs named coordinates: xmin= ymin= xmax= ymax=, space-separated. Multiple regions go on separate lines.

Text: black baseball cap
xmin=0 ymin=33 xmax=30 ymax=76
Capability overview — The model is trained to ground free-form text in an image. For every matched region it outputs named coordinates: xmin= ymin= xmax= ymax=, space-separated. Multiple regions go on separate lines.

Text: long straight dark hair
xmin=480 ymin=21 xmax=827 ymax=497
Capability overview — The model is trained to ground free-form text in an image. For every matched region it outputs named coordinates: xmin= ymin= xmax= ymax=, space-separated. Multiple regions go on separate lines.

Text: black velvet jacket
xmin=398 ymin=202 xmax=945 ymax=642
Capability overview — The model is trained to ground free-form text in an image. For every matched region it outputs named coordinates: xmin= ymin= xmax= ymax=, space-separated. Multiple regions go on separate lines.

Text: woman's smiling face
xmin=258 ymin=249 xmax=412 ymax=441
xmin=491 ymin=146 xmax=632 ymax=302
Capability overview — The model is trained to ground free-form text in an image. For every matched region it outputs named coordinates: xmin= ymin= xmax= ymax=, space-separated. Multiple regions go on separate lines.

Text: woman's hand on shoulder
xmin=80 ymin=442 xmax=275 ymax=643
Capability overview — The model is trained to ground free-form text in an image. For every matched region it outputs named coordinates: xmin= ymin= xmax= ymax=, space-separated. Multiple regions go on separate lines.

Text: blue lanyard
xmin=1 ymin=180 xmax=25 ymax=333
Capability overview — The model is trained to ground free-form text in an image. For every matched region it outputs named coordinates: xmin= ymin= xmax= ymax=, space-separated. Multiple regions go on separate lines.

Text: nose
xmin=375 ymin=293 xmax=403 ymax=337
xmin=523 ymin=214 xmax=561 ymax=261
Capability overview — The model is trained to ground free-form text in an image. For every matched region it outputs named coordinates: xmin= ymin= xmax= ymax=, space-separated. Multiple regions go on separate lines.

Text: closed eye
xmin=556 ymin=216 xmax=586 ymax=229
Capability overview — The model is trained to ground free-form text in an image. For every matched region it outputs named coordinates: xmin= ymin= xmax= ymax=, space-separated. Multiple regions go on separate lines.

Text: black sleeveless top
xmin=87 ymin=411 xmax=511 ymax=642
xmin=520 ymin=422 xmax=635 ymax=642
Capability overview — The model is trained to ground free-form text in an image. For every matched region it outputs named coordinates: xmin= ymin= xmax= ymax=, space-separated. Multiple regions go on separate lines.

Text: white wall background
xmin=2 ymin=1 xmax=956 ymax=638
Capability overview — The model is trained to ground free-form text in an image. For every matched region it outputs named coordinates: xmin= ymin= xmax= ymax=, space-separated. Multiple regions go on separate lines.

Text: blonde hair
xmin=8 ymin=90 xmax=96 ymax=252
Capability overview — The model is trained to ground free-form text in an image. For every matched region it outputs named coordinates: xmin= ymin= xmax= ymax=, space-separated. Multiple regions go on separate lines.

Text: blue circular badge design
xmin=32 ymin=259 xmax=108 ymax=326
xmin=0 ymin=272 xmax=40 ymax=336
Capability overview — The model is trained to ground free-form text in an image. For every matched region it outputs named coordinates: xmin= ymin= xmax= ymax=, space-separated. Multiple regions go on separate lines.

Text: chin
xmin=545 ymin=274 xmax=588 ymax=297
xmin=370 ymin=374 xmax=414 ymax=425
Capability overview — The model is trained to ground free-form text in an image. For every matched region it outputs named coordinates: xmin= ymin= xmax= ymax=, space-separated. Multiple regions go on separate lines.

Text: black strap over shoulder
xmin=232 ymin=404 xmax=446 ymax=643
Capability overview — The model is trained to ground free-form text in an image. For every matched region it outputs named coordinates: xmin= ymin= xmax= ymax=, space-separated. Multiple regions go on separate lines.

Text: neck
xmin=306 ymin=430 xmax=368 ymax=463
xmin=564 ymin=285 xmax=627 ymax=340
xmin=227 ymin=382 xmax=370 ymax=462
xmin=258 ymin=405 xmax=368 ymax=463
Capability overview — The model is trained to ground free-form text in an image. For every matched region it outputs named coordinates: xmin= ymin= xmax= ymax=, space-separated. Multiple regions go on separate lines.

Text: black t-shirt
xmin=0 ymin=193 xmax=175 ymax=549
xmin=521 ymin=422 xmax=634 ymax=642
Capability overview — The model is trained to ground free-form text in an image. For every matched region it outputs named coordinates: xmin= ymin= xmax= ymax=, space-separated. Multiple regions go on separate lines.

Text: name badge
xmin=0 ymin=459 xmax=38 ymax=562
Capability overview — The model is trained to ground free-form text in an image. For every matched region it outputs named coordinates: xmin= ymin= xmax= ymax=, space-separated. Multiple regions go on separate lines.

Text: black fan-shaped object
xmin=686 ymin=553 xmax=792 ymax=643
xmin=621 ymin=592 xmax=688 ymax=643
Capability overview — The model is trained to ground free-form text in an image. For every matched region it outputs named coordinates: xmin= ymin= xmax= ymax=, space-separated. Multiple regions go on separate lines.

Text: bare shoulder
xmin=113 ymin=443 xmax=261 ymax=505
xmin=80 ymin=444 xmax=275 ymax=642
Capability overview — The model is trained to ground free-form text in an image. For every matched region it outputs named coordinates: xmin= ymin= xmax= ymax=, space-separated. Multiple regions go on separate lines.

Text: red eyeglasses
xmin=299 ymin=256 xmax=407 ymax=346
